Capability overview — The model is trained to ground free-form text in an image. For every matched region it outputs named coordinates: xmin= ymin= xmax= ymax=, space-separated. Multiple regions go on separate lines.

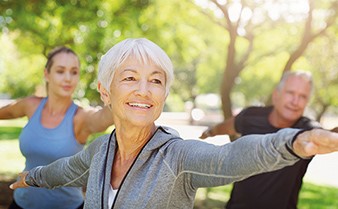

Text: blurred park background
xmin=0 ymin=0 xmax=337 ymax=208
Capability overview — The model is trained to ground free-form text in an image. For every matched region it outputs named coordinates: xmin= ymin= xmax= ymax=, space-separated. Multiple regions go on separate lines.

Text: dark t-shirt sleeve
xmin=234 ymin=106 xmax=274 ymax=135
xmin=234 ymin=107 xmax=249 ymax=134
xmin=293 ymin=117 xmax=321 ymax=129
xmin=234 ymin=106 xmax=321 ymax=135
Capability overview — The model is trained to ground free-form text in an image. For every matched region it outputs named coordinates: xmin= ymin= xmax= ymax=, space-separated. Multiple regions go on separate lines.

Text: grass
xmin=1 ymin=119 xmax=338 ymax=208
xmin=0 ymin=139 xmax=24 ymax=175
xmin=0 ymin=126 xmax=22 ymax=140
xmin=194 ymin=183 xmax=338 ymax=209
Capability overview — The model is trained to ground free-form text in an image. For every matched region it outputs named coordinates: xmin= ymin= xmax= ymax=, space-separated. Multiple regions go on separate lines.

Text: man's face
xmin=272 ymin=76 xmax=312 ymax=124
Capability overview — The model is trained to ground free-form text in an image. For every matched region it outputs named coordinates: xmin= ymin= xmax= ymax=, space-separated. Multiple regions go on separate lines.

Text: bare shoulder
xmin=74 ymin=105 xmax=99 ymax=120
xmin=25 ymin=96 xmax=43 ymax=105
xmin=73 ymin=105 xmax=104 ymax=144
xmin=73 ymin=105 xmax=101 ymax=128
xmin=24 ymin=96 xmax=44 ymax=117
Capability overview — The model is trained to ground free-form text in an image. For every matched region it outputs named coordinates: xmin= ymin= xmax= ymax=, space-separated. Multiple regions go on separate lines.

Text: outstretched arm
xmin=199 ymin=116 xmax=237 ymax=139
xmin=9 ymin=135 xmax=108 ymax=190
xmin=0 ymin=97 xmax=34 ymax=119
xmin=185 ymin=128 xmax=338 ymax=188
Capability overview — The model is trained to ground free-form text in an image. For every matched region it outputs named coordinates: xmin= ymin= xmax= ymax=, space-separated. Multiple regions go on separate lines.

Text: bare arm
xmin=74 ymin=105 xmax=114 ymax=144
xmin=200 ymin=116 xmax=237 ymax=139
xmin=0 ymin=96 xmax=39 ymax=119
xmin=83 ymin=105 xmax=113 ymax=133
xmin=0 ymin=100 xmax=26 ymax=119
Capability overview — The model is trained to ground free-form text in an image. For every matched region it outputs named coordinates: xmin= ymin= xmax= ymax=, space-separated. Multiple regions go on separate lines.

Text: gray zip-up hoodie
xmin=26 ymin=126 xmax=302 ymax=209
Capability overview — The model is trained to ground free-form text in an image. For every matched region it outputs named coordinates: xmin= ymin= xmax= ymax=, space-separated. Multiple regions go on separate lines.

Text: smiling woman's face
xmin=109 ymin=56 xmax=167 ymax=128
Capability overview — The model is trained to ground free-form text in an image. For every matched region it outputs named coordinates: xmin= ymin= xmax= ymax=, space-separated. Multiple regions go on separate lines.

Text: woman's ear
xmin=98 ymin=82 xmax=111 ymax=106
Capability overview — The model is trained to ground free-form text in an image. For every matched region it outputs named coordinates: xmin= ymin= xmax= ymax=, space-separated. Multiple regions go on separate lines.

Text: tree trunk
xmin=220 ymin=29 xmax=241 ymax=119
xmin=316 ymin=104 xmax=328 ymax=123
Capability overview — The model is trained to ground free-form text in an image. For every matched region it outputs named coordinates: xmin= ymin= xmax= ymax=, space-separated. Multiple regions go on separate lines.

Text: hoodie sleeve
xmin=168 ymin=128 xmax=302 ymax=188
xmin=25 ymin=135 xmax=109 ymax=188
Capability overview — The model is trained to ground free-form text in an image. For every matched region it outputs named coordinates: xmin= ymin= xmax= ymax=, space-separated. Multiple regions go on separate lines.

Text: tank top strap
xmin=64 ymin=101 xmax=79 ymax=120
xmin=29 ymin=97 xmax=48 ymax=122
xmin=57 ymin=101 xmax=78 ymax=131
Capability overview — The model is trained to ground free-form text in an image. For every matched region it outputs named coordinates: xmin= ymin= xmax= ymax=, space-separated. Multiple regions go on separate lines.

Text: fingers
xmin=199 ymin=131 xmax=208 ymax=139
xmin=317 ymin=130 xmax=338 ymax=153
xmin=293 ymin=129 xmax=338 ymax=158
xmin=9 ymin=172 xmax=29 ymax=190
xmin=200 ymin=129 xmax=212 ymax=139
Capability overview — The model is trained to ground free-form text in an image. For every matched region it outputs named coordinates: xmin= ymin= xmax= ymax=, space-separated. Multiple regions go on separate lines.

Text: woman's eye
xmin=123 ymin=76 xmax=135 ymax=81
xmin=152 ymin=79 xmax=162 ymax=84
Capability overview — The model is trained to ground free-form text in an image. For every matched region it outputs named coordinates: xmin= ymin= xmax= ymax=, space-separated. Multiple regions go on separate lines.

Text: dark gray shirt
xmin=227 ymin=106 xmax=321 ymax=209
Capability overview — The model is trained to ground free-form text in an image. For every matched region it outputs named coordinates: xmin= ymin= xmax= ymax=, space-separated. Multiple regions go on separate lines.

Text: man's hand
xmin=9 ymin=171 xmax=29 ymax=190
xmin=331 ymin=127 xmax=338 ymax=133
xmin=200 ymin=128 xmax=214 ymax=139
xmin=293 ymin=129 xmax=338 ymax=158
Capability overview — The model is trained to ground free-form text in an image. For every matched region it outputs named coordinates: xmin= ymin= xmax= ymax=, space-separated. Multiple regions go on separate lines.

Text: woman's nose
xmin=65 ymin=72 xmax=71 ymax=81
xmin=135 ymin=80 xmax=150 ymax=96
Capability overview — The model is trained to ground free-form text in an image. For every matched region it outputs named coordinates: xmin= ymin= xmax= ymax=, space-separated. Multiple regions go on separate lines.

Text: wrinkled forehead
xmin=286 ymin=76 xmax=312 ymax=88
xmin=122 ymin=53 xmax=158 ymax=67
xmin=115 ymin=56 xmax=165 ymax=77
xmin=279 ymin=77 xmax=312 ymax=98
xmin=114 ymin=54 xmax=166 ymax=77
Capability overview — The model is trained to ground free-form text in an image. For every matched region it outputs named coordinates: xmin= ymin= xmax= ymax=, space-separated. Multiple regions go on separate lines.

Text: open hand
xmin=331 ymin=127 xmax=338 ymax=133
xmin=293 ymin=129 xmax=338 ymax=158
xmin=200 ymin=128 xmax=213 ymax=139
xmin=9 ymin=171 xmax=29 ymax=190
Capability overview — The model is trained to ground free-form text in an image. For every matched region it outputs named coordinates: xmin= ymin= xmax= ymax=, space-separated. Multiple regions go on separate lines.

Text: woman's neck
xmin=114 ymin=124 xmax=156 ymax=160
xmin=45 ymin=95 xmax=72 ymax=113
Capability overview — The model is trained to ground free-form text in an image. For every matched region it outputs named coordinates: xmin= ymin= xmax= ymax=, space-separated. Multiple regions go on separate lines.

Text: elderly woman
xmin=10 ymin=38 xmax=338 ymax=209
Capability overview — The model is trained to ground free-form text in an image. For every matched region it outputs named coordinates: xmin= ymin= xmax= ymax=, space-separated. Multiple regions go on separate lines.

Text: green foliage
xmin=165 ymin=94 xmax=186 ymax=112
xmin=139 ymin=0 xmax=214 ymax=101
xmin=0 ymin=33 xmax=45 ymax=97
xmin=0 ymin=0 xmax=153 ymax=104
xmin=305 ymin=32 xmax=338 ymax=117
xmin=0 ymin=0 xmax=337 ymax=116
xmin=194 ymin=183 xmax=338 ymax=209
xmin=232 ymin=54 xmax=286 ymax=105
xmin=0 ymin=126 xmax=22 ymax=140
xmin=298 ymin=182 xmax=338 ymax=209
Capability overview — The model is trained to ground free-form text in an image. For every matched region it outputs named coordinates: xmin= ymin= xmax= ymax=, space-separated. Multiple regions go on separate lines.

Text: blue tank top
xmin=14 ymin=98 xmax=84 ymax=209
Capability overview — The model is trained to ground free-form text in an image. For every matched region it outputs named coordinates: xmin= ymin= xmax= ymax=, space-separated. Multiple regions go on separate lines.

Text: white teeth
xmin=129 ymin=103 xmax=151 ymax=108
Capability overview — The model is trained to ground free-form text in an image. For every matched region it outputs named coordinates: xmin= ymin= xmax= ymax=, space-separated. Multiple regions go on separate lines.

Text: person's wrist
xmin=291 ymin=130 xmax=313 ymax=159
xmin=20 ymin=172 xmax=30 ymax=187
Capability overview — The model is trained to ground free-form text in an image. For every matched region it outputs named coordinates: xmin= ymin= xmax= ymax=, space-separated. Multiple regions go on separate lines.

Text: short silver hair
xmin=98 ymin=38 xmax=174 ymax=94
xmin=276 ymin=70 xmax=313 ymax=92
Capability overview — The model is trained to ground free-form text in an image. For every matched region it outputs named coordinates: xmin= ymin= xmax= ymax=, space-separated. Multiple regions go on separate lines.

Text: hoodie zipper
xmin=110 ymin=128 xmax=160 ymax=209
